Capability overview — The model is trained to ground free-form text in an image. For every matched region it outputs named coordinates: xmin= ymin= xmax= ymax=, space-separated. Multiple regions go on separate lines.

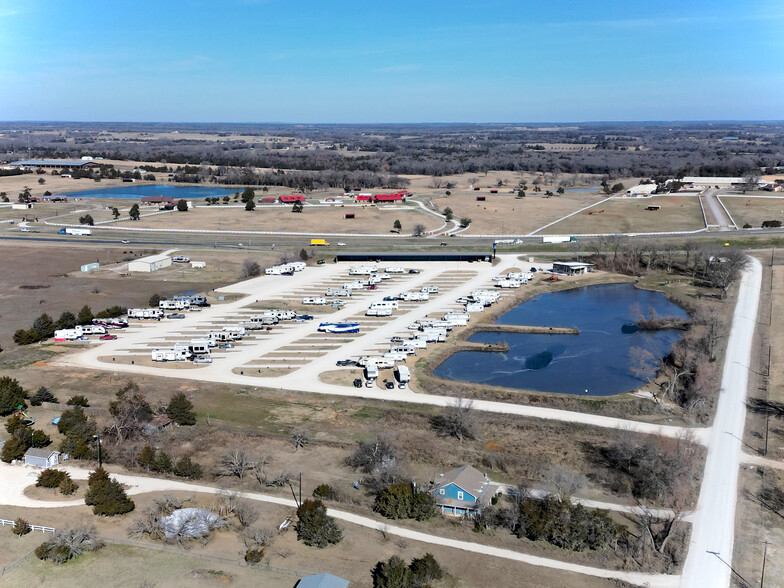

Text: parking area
xmin=67 ymin=255 xmax=555 ymax=399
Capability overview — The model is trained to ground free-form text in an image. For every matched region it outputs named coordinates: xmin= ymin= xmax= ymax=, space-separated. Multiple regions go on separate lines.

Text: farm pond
xmin=433 ymin=282 xmax=688 ymax=396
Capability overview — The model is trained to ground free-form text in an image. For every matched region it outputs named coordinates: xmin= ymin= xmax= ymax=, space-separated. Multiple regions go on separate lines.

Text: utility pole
xmin=706 ymin=550 xmax=752 ymax=588
xmin=761 ymin=540 xmax=772 ymax=587
xmin=93 ymin=434 xmax=102 ymax=468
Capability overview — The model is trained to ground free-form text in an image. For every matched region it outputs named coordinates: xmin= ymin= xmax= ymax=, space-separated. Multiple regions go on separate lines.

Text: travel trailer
xmin=366 ymin=308 xmax=393 ymax=317
xmin=302 ymin=297 xmax=327 ymax=305
xmin=326 ymin=288 xmax=351 ymax=297
xmin=394 ymin=365 xmax=410 ymax=388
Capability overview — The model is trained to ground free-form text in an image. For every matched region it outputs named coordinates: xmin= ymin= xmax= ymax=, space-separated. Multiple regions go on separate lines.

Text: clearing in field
xmin=430 ymin=191 xmax=599 ymax=235
xmin=719 ymin=195 xmax=784 ymax=229
xmin=541 ymin=195 xmax=705 ymax=235
xmin=105 ymin=203 xmax=440 ymax=235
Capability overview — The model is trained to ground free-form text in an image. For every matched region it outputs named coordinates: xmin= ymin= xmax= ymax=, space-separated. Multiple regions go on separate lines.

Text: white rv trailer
xmin=302 ymin=297 xmax=327 ymax=305
xmin=342 ymin=281 xmax=365 ymax=290
xmin=366 ymin=308 xmax=393 ymax=317
xmin=390 ymin=345 xmax=417 ymax=355
xmin=369 ymin=300 xmax=398 ymax=311
xmin=77 ymin=324 xmax=107 ymax=335
xmin=420 ymin=285 xmax=439 ymax=294
xmin=127 ymin=308 xmax=164 ymax=320
xmin=222 ymin=326 xmax=246 ymax=338
xmin=159 ymin=299 xmax=190 ymax=310
xmin=349 ymin=265 xmax=378 ymax=275
xmin=405 ymin=337 xmax=428 ymax=349
xmin=465 ymin=302 xmax=485 ymax=313
xmin=495 ymin=279 xmax=522 ymax=288
xmin=247 ymin=314 xmax=279 ymax=325
xmin=151 ymin=347 xmax=191 ymax=362
xmin=383 ymin=351 xmax=409 ymax=362
xmin=364 ymin=364 xmax=379 ymax=386
xmin=265 ymin=309 xmax=297 ymax=320
xmin=188 ymin=340 xmax=212 ymax=355
xmin=54 ymin=329 xmax=83 ymax=341
xmin=394 ymin=365 xmax=411 ymax=388
xmin=208 ymin=331 xmax=233 ymax=343
xmin=326 ymin=288 xmax=351 ymax=297
xmin=358 ymin=356 xmax=396 ymax=369
xmin=385 ymin=266 xmax=405 ymax=274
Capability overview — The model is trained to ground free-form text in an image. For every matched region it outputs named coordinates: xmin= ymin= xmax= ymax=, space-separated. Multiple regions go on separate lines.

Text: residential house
xmin=297 ymin=573 xmax=350 ymax=588
xmin=431 ymin=465 xmax=498 ymax=516
xmin=24 ymin=448 xmax=61 ymax=468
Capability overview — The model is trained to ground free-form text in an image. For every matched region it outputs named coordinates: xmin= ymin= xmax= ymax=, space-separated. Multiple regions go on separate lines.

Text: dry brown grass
xmin=721 ymin=195 xmax=784 ymax=229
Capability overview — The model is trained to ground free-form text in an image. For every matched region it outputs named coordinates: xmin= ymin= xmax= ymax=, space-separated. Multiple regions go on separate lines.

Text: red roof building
xmin=279 ymin=194 xmax=306 ymax=203
xmin=374 ymin=193 xmax=404 ymax=202
xmin=260 ymin=196 xmax=276 ymax=203
xmin=355 ymin=194 xmax=373 ymax=201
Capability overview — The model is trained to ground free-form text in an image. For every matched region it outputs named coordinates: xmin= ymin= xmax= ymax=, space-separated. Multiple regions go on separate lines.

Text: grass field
xmin=431 ymin=191 xmax=599 ymax=234
xmin=720 ymin=195 xmax=784 ymax=229
xmin=542 ymin=195 xmax=705 ymax=235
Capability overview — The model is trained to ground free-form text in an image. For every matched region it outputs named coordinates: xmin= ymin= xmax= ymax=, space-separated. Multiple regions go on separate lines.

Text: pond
xmin=59 ymin=184 xmax=238 ymax=200
xmin=433 ymin=283 xmax=688 ymax=396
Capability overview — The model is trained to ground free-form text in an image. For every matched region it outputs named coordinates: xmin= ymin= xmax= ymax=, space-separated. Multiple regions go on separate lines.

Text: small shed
xmin=12 ymin=203 xmax=33 ymax=210
xmin=24 ymin=448 xmax=60 ymax=468
xmin=191 ymin=261 xmax=206 ymax=269
xmin=345 ymin=213 xmax=355 ymax=219
xmin=297 ymin=573 xmax=350 ymax=588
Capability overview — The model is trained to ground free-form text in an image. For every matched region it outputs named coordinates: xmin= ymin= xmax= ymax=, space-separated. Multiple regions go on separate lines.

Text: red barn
xmin=260 ymin=196 xmax=276 ymax=203
xmin=374 ymin=193 xmax=403 ymax=202
xmin=279 ymin=194 xmax=305 ymax=203
xmin=356 ymin=194 xmax=373 ymax=202
xmin=395 ymin=190 xmax=412 ymax=197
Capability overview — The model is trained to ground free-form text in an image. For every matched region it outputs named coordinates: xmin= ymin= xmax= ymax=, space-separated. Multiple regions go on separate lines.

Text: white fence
xmin=0 ymin=518 xmax=55 ymax=534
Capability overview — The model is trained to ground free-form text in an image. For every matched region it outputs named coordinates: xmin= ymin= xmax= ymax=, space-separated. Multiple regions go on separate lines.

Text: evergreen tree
xmin=241 ymin=187 xmax=255 ymax=203
xmin=31 ymin=313 xmax=55 ymax=340
xmin=30 ymin=386 xmax=58 ymax=406
xmin=137 ymin=445 xmax=155 ymax=469
xmin=151 ymin=451 xmax=173 ymax=473
xmin=166 ymin=392 xmax=196 ymax=425
xmin=148 ymin=293 xmax=161 ymax=307
xmin=84 ymin=468 xmax=135 ymax=516
xmin=245 ymin=199 xmax=255 ymax=211
xmin=409 ymin=553 xmax=443 ymax=586
xmin=55 ymin=311 xmax=77 ymax=330
xmin=129 ymin=204 xmax=140 ymax=220
xmin=173 ymin=456 xmax=203 ymax=480
xmin=371 ymin=556 xmax=411 ymax=588
xmin=0 ymin=377 xmax=27 ymax=416
xmin=295 ymin=499 xmax=343 ymax=548
xmin=77 ymin=305 xmax=94 ymax=325
xmin=0 ymin=436 xmax=28 ymax=462
xmin=176 ymin=199 xmax=188 ymax=212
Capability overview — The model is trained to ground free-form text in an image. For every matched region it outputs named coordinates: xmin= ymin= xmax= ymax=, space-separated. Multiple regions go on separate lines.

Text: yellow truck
xmin=310 ymin=239 xmax=329 ymax=246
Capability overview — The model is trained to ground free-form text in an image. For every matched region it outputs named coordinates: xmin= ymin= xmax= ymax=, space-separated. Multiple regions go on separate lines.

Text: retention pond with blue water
xmin=60 ymin=184 xmax=237 ymax=200
xmin=434 ymin=282 xmax=688 ymax=396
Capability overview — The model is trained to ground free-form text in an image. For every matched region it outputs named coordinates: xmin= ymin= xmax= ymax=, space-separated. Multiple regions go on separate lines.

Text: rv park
xmin=1 ymin=127 xmax=784 ymax=588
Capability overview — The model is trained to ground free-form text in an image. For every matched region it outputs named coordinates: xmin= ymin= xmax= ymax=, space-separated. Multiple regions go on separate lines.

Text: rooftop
xmin=133 ymin=253 xmax=172 ymax=264
xmin=553 ymin=261 xmax=594 ymax=268
xmin=25 ymin=448 xmax=60 ymax=459
xmin=297 ymin=573 xmax=350 ymax=588
xmin=10 ymin=159 xmax=97 ymax=167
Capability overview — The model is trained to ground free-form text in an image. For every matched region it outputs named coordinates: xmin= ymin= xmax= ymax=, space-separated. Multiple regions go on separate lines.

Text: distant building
xmin=279 ymin=194 xmax=306 ymax=203
xmin=11 ymin=203 xmax=33 ymax=210
xmin=24 ymin=448 xmax=61 ymax=468
xmin=129 ymin=253 xmax=172 ymax=273
xmin=625 ymin=184 xmax=657 ymax=197
xmin=297 ymin=573 xmax=350 ymax=588
xmin=552 ymin=261 xmax=594 ymax=276
xmin=9 ymin=160 xmax=97 ymax=170
xmin=431 ymin=464 xmax=499 ymax=516
xmin=680 ymin=176 xmax=754 ymax=188
xmin=141 ymin=195 xmax=176 ymax=205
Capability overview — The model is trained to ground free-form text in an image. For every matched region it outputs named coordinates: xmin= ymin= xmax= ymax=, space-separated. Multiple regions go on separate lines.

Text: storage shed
xmin=129 ymin=253 xmax=172 ymax=273
xmin=552 ymin=261 xmax=594 ymax=275
xmin=24 ymin=448 xmax=61 ymax=468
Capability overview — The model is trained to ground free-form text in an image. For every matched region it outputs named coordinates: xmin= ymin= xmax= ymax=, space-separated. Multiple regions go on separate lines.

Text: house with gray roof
xmin=296 ymin=573 xmax=350 ymax=588
xmin=430 ymin=464 xmax=499 ymax=516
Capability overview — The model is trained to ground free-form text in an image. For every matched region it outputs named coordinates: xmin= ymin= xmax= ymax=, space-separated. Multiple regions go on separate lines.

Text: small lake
xmin=433 ymin=283 xmax=688 ymax=396
xmin=59 ymin=184 xmax=238 ymax=200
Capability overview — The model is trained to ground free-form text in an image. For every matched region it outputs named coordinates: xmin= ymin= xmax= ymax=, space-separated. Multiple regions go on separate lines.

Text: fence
xmin=0 ymin=518 xmax=55 ymax=534
xmin=42 ymin=401 xmax=102 ymax=415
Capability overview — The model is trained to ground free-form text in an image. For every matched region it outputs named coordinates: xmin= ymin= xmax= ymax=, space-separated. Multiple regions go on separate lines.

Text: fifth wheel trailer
xmin=394 ymin=365 xmax=411 ymax=388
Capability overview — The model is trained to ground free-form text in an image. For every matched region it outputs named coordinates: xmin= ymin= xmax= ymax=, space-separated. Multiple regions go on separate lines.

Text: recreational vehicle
xmin=465 ymin=302 xmax=485 ymax=312
xmin=369 ymin=300 xmax=398 ymax=311
xmin=349 ymin=265 xmax=378 ymax=275
xmin=151 ymin=348 xmax=191 ymax=362
xmin=364 ymin=364 xmax=379 ymax=386
xmin=383 ymin=351 xmax=409 ymax=362
xmin=394 ymin=365 xmax=411 ymax=388
xmin=358 ymin=356 xmax=395 ymax=369
xmin=222 ymin=326 xmax=246 ymax=338
xmin=366 ymin=308 xmax=393 ymax=317
xmin=421 ymin=286 xmax=439 ymax=294
xmin=208 ymin=331 xmax=233 ymax=343
xmin=326 ymin=288 xmax=351 ymax=297
xmin=54 ymin=329 xmax=83 ymax=341
xmin=188 ymin=340 xmax=212 ymax=355
xmin=406 ymin=337 xmax=428 ymax=349
xmin=495 ymin=279 xmax=522 ymax=288
xmin=127 ymin=308 xmax=164 ymax=320
xmin=159 ymin=299 xmax=190 ymax=310
xmin=245 ymin=314 xmax=278 ymax=326
xmin=385 ymin=266 xmax=405 ymax=274
xmin=390 ymin=345 xmax=417 ymax=356
xmin=77 ymin=324 xmax=107 ymax=335
xmin=266 ymin=309 xmax=297 ymax=320
xmin=302 ymin=297 xmax=327 ymax=305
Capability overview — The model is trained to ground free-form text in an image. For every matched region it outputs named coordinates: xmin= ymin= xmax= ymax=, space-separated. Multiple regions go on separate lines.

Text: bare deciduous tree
xmin=544 ymin=464 xmax=587 ymax=502
xmin=217 ymin=449 xmax=255 ymax=480
xmin=429 ymin=398 xmax=478 ymax=441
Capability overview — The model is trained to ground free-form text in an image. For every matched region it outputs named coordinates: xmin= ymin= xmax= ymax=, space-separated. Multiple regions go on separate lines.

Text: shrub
xmin=409 ymin=553 xmax=443 ymax=586
xmin=30 ymin=429 xmax=52 ymax=448
xmin=5 ymin=413 xmax=28 ymax=435
xmin=347 ymin=436 xmax=397 ymax=475
xmin=166 ymin=392 xmax=196 ymax=426
xmin=173 ymin=456 xmax=203 ymax=480
xmin=148 ymin=293 xmax=161 ymax=307
xmin=240 ymin=259 xmax=261 ymax=279
xmin=66 ymin=395 xmax=89 ymax=407
xmin=1 ymin=436 xmax=28 ymax=462
xmin=176 ymin=199 xmax=188 ymax=212
xmin=84 ymin=468 xmax=135 ymax=516
xmin=137 ymin=445 xmax=156 ymax=469
xmin=12 ymin=518 xmax=31 ymax=536
xmin=151 ymin=451 xmax=173 ymax=473
xmin=762 ymin=220 xmax=782 ymax=228
xmin=37 ymin=469 xmax=67 ymax=488
xmin=35 ymin=526 xmax=103 ymax=563
xmin=373 ymin=483 xmax=437 ymax=521
xmin=30 ymin=386 xmax=58 ymax=406
xmin=244 ymin=548 xmax=265 ymax=564
xmin=371 ymin=555 xmax=411 ymax=588
xmin=59 ymin=477 xmax=79 ymax=496
xmin=313 ymin=483 xmax=337 ymax=500
xmin=295 ymin=499 xmax=342 ymax=548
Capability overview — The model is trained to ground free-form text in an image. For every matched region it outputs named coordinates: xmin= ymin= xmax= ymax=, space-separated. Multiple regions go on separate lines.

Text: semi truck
xmin=58 ymin=227 xmax=92 ymax=236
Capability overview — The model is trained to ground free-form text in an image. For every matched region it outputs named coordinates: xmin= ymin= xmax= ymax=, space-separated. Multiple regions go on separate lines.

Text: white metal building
xmin=625 ymin=184 xmax=657 ymax=197
xmin=24 ymin=448 xmax=61 ymax=468
xmin=129 ymin=253 xmax=172 ymax=273
xmin=552 ymin=261 xmax=594 ymax=275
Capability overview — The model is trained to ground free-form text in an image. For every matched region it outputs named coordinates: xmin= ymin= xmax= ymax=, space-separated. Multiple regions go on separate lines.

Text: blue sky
xmin=0 ymin=0 xmax=782 ymax=122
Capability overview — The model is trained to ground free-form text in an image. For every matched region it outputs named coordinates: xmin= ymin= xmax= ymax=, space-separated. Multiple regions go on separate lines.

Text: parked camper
xmin=77 ymin=324 xmax=107 ymax=335
xmin=326 ymin=288 xmax=351 ymax=297
xmin=128 ymin=308 xmax=163 ymax=320
xmin=349 ymin=265 xmax=377 ymax=275
xmin=208 ymin=331 xmax=232 ymax=343
xmin=390 ymin=345 xmax=417 ymax=356
xmin=302 ymin=297 xmax=327 ymax=305
xmin=383 ymin=351 xmax=409 ymax=362
xmin=385 ymin=266 xmax=405 ymax=274
xmin=359 ymin=356 xmax=395 ymax=369
xmin=465 ymin=302 xmax=485 ymax=313
xmin=366 ymin=308 xmax=393 ymax=317
xmin=495 ymin=279 xmax=521 ymax=288
xmin=266 ymin=309 xmax=297 ymax=320
xmin=394 ymin=365 xmax=411 ymax=388
xmin=54 ymin=329 xmax=83 ymax=341
xmin=246 ymin=314 xmax=278 ymax=326
xmin=421 ymin=285 xmax=439 ymax=294
xmin=364 ymin=364 xmax=379 ymax=386
xmin=289 ymin=262 xmax=306 ymax=271
xmin=188 ymin=340 xmax=212 ymax=356
xmin=159 ymin=299 xmax=190 ymax=310
xmin=222 ymin=326 xmax=246 ymax=337
xmin=444 ymin=311 xmax=470 ymax=323
xmin=342 ymin=281 xmax=365 ymax=291
xmin=420 ymin=329 xmax=447 ymax=342
xmin=406 ymin=337 xmax=428 ymax=349
xmin=151 ymin=348 xmax=190 ymax=362
xmin=370 ymin=300 xmax=398 ymax=311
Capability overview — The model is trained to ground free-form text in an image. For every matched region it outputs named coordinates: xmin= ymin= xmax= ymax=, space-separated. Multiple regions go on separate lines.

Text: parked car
xmin=385 ymin=381 xmax=395 ymax=389
xmin=408 ymin=269 xmax=421 ymax=274
xmin=440 ymin=242 xmax=447 ymax=246
xmin=353 ymin=378 xmax=363 ymax=388
xmin=383 ymin=296 xmax=397 ymax=301
xmin=530 ymin=267 xmax=538 ymax=273
xmin=193 ymin=356 xmax=213 ymax=364
xmin=317 ymin=259 xmax=326 ymax=265
xmin=121 ymin=240 xmax=130 ymax=244
xmin=300 ymin=314 xmax=314 ymax=320
xmin=292 ymin=317 xmax=305 ymax=323
xmin=188 ymin=307 xmax=202 ymax=312
xmin=99 ymin=334 xmax=118 ymax=340
xmin=337 ymin=242 xmax=346 ymax=247
xmin=167 ymin=313 xmax=186 ymax=319
xmin=390 ymin=336 xmax=404 ymax=343
xmin=337 ymin=359 xmax=357 ymax=366
xmin=219 ymin=343 xmax=234 ymax=349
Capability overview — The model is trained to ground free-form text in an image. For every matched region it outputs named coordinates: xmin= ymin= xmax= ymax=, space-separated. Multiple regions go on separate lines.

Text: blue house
xmin=431 ymin=465 xmax=499 ymax=516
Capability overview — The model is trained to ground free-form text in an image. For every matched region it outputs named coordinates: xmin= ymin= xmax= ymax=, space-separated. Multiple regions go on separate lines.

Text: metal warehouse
xmin=334 ymin=251 xmax=492 ymax=263
xmin=129 ymin=253 xmax=172 ymax=273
